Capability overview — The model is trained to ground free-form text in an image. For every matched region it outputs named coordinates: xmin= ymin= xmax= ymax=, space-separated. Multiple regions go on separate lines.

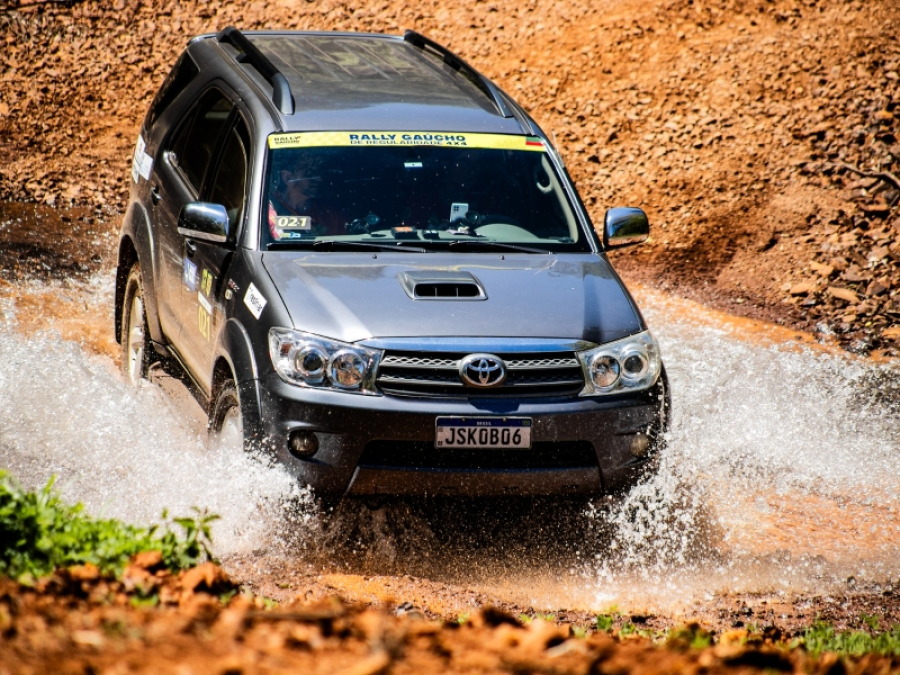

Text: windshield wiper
xmin=267 ymin=240 xmax=426 ymax=253
xmin=446 ymin=240 xmax=551 ymax=254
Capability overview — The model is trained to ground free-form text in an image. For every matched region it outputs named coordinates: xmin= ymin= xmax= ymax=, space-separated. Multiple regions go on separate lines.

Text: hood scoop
xmin=399 ymin=270 xmax=487 ymax=300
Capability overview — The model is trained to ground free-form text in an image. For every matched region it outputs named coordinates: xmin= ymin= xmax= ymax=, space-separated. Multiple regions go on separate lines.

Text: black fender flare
xmin=115 ymin=202 xmax=164 ymax=346
xmin=215 ymin=317 xmax=264 ymax=440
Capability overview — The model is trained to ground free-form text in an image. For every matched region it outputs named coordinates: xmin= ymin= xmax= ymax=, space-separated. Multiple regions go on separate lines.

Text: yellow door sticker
xmin=200 ymin=268 xmax=213 ymax=297
xmin=268 ymin=132 xmax=546 ymax=151
xmin=198 ymin=305 xmax=211 ymax=342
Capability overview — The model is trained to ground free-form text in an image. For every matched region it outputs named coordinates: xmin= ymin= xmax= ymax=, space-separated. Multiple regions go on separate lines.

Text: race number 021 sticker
xmin=244 ymin=282 xmax=268 ymax=319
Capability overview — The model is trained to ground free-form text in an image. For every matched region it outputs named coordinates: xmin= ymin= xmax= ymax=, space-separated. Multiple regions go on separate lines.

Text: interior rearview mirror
xmin=177 ymin=202 xmax=230 ymax=244
xmin=603 ymin=207 xmax=649 ymax=249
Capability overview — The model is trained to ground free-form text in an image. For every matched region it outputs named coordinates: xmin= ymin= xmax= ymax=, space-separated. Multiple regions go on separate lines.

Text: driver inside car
xmin=267 ymin=154 xmax=346 ymax=238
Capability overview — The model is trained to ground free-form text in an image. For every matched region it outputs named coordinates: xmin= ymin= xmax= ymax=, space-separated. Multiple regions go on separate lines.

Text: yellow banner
xmin=268 ymin=131 xmax=546 ymax=151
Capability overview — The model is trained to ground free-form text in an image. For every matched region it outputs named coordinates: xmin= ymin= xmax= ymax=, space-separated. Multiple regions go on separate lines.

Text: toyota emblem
xmin=459 ymin=353 xmax=507 ymax=388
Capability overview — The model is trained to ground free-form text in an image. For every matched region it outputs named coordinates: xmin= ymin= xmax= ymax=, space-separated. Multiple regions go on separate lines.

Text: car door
xmin=179 ymin=113 xmax=251 ymax=386
xmin=150 ymin=87 xmax=234 ymax=358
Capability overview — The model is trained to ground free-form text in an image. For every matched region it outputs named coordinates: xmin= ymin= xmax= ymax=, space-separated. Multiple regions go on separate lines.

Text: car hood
xmin=261 ymin=252 xmax=644 ymax=345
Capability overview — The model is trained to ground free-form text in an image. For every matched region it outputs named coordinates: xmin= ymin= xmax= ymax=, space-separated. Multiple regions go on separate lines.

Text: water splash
xmin=0 ymin=322 xmax=312 ymax=557
xmin=585 ymin=296 xmax=900 ymax=608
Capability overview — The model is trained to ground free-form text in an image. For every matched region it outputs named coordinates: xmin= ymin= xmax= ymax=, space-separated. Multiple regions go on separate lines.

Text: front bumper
xmin=254 ymin=372 xmax=666 ymax=500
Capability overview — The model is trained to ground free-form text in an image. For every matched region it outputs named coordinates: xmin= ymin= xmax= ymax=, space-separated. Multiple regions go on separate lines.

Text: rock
xmin=828 ymin=286 xmax=860 ymax=303
xmin=829 ymin=256 xmax=849 ymax=272
xmin=180 ymin=562 xmax=233 ymax=595
xmin=789 ymin=281 xmax=814 ymax=295
xmin=869 ymin=245 xmax=891 ymax=260
xmin=866 ymin=279 xmax=889 ymax=296
xmin=131 ymin=550 xmax=164 ymax=570
xmin=841 ymin=265 xmax=868 ymax=283
xmin=810 ymin=261 xmax=834 ymax=277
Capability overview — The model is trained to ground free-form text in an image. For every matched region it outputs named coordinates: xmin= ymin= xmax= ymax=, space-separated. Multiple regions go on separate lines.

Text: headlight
xmin=577 ymin=331 xmax=661 ymax=396
xmin=269 ymin=328 xmax=382 ymax=395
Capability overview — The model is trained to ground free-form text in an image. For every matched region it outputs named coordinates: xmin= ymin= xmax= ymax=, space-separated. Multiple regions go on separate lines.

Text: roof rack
xmin=403 ymin=30 xmax=513 ymax=119
xmin=216 ymin=26 xmax=294 ymax=115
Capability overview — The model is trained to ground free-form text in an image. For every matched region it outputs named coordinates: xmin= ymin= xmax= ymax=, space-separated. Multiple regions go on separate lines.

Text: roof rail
xmin=216 ymin=27 xmax=294 ymax=115
xmin=403 ymin=30 xmax=513 ymax=119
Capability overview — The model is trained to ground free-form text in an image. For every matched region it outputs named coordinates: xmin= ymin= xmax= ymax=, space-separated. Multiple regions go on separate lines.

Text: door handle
xmin=185 ymin=240 xmax=197 ymax=257
xmin=150 ymin=185 xmax=161 ymax=205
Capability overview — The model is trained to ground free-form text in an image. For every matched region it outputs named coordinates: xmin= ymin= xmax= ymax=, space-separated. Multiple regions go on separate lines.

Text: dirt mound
xmin=2 ymin=569 xmax=898 ymax=674
xmin=1 ymin=0 xmax=898 ymax=353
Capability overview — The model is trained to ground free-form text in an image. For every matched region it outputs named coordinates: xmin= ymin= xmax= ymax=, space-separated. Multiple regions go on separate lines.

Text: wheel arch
xmin=114 ymin=237 xmax=139 ymax=344
xmin=116 ymin=202 xmax=164 ymax=347
xmin=211 ymin=318 xmax=263 ymax=440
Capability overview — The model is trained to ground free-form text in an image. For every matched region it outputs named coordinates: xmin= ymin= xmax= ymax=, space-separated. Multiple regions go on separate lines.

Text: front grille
xmin=358 ymin=441 xmax=598 ymax=470
xmin=375 ymin=350 xmax=585 ymax=398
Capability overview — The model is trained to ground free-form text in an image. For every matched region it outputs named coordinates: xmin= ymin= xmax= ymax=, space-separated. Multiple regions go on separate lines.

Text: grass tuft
xmin=800 ymin=621 xmax=900 ymax=658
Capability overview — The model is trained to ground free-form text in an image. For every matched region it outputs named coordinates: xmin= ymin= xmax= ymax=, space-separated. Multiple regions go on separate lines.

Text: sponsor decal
xmin=197 ymin=292 xmax=212 ymax=315
xmin=269 ymin=202 xmax=314 ymax=240
xmin=183 ymin=258 xmax=198 ymax=291
xmin=243 ymin=282 xmax=267 ymax=320
xmin=200 ymin=268 xmax=213 ymax=297
xmin=132 ymin=135 xmax=153 ymax=182
xmin=267 ymin=131 xmax=547 ymax=152
xmin=198 ymin=304 xmax=211 ymax=341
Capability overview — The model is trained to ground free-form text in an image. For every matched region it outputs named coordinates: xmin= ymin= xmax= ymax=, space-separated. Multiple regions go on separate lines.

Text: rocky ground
xmin=2 ymin=562 xmax=899 ymax=674
xmin=1 ymin=0 xmax=899 ymax=353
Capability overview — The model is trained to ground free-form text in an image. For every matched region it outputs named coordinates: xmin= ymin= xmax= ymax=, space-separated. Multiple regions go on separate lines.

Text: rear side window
xmin=168 ymin=89 xmax=233 ymax=193
xmin=144 ymin=52 xmax=199 ymax=130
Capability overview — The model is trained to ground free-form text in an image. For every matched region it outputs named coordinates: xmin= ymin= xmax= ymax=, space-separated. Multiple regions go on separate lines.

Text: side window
xmin=144 ymin=52 xmax=200 ymax=130
xmin=167 ymin=89 xmax=233 ymax=193
xmin=208 ymin=117 xmax=250 ymax=233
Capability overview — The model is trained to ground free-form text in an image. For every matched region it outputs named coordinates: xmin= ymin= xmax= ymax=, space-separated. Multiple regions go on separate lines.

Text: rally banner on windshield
xmin=268 ymin=131 xmax=546 ymax=151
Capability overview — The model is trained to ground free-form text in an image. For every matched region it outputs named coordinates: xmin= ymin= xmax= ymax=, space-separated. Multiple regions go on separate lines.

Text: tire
xmin=209 ymin=378 xmax=244 ymax=451
xmin=121 ymin=263 xmax=150 ymax=386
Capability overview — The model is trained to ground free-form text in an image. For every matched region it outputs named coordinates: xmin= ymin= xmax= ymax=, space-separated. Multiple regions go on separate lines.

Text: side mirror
xmin=177 ymin=202 xmax=230 ymax=244
xmin=603 ymin=207 xmax=649 ymax=249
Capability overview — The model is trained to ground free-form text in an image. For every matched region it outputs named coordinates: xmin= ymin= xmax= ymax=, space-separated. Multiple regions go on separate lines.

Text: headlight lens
xmin=577 ymin=331 xmax=661 ymax=396
xmin=269 ymin=328 xmax=382 ymax=395
xmin=590 ymin=354 xmax=620 ymax=388
xmin=330 ymin=350 xmax=366 ymax=389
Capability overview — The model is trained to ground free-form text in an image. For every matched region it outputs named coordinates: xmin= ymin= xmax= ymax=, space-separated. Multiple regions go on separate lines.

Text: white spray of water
xmin=588 ymin=297 xmax=900 ymax=608
xmin=0 ymin=320 xmax=312 ymax=557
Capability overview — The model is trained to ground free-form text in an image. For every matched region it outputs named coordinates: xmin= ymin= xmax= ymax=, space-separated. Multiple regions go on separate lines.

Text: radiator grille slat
xmin=375 ymin=350 xmax=585 ymax=398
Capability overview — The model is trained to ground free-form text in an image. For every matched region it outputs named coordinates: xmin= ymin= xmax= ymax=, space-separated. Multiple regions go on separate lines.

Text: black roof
xmin=206 ymin=30 xmax=531 ymax=135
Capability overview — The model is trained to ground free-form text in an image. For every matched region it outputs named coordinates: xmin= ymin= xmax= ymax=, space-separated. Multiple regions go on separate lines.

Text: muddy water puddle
xmin=0 ymin=260 xmax=898 ymax=621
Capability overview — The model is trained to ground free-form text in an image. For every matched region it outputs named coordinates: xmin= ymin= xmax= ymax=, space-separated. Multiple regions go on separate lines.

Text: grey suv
xmin=115 ymin=27 xmax=669 ymax=502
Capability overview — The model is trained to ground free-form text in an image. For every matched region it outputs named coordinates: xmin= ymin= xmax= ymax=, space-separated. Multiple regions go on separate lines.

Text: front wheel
xmin=209 ymin=378 xmax=244 ymax=451
xmin=121 ymin=263 xmax=150 ymax=386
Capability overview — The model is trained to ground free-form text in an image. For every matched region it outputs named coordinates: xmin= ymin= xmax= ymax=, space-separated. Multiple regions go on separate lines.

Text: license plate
xmin=435 ymin=417 xmax=532 ymax=449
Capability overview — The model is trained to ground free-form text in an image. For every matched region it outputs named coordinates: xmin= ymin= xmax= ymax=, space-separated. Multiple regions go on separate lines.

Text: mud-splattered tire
xmin=210 ymin=378 xmax=245 ymax=450
xmin=121 ymin=263 xmax=150 ymax=386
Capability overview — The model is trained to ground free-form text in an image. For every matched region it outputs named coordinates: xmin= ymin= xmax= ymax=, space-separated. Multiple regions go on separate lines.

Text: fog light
xmin=630 ymin=433 xmax=650 ymax=458
xmin=288 ymin=430 xmax=319 ymax=459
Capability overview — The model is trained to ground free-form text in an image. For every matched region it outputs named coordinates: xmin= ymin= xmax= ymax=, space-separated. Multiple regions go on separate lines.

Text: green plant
xmin=0 ymin=471 xmax=218 ymax=581
xmin=619 ymin=621 xmax=636 ymax=637
xmin=861 ymin=613 xmax=882 ymax=631
xmin=596 ymin=614 xmax=615 ymax=632
xmin=668 ymin=623 xmax=712 ymax=650
xmin=801 ymin=621 xmax=900 ymax=658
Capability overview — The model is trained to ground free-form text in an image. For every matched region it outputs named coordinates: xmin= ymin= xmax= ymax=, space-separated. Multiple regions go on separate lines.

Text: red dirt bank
xmin=1 ymin=0 xmax=899 ymax=353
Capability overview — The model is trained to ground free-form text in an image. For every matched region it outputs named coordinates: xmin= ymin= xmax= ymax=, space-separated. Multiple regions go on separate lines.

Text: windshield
xmin=262 ymin=132 xmax=593 ymax=252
